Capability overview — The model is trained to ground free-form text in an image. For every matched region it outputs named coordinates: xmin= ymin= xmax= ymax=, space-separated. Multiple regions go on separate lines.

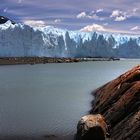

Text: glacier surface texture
xmin=0 ymin=21 xmax=140 ymax=58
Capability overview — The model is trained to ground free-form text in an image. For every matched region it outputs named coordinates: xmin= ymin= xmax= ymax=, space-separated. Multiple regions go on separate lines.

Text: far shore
xmin=0 ymin=57 xmax=120 ymax=65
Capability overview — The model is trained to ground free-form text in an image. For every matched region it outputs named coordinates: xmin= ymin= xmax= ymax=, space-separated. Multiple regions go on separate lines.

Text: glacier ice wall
xmin=0 ymin=21 xmax=140 ymax=58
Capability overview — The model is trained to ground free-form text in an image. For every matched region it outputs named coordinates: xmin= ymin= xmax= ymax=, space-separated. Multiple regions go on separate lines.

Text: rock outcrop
xmin=76 ymin=114 xmax=109 ymax=140
xmin=90 ymin=65 xmax=140 ymax=140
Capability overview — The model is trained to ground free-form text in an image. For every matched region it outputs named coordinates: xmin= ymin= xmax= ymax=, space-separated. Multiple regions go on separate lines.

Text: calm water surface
xmin=0 ymin=59 xmax=140 ymax=139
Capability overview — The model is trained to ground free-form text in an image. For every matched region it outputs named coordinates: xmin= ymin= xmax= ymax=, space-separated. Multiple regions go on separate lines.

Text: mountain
xmin=0 ymin=16 xmax=15 ymax=25
xmin=0 ymin=18 xmax=140 ymax=58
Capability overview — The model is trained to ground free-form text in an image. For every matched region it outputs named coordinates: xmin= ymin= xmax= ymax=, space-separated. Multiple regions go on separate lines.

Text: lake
xmin=0 ymin=59 xmax=140 ymax=140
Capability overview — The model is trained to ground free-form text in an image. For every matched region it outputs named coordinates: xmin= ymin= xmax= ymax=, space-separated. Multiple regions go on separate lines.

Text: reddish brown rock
xmin=76 ymin=114 xmax=109 ymax=140
xmin=90 ymin=65 xmax=140 ymax=140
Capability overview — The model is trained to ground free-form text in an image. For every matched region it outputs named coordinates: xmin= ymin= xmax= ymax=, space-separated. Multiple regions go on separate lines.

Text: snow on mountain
xmin=0 ymin=20 xmax=140 ymax=58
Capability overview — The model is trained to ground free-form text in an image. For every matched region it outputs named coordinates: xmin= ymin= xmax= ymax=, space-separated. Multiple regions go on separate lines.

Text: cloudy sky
xmin=1 ymin=0 xmax=140 ymax=34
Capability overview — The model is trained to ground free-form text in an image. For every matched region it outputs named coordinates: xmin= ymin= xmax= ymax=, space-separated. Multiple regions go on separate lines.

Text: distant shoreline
xmin=0 ymin=57 xmax=120 ymax=65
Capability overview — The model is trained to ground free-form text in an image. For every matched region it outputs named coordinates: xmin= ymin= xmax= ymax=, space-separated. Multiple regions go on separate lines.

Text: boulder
xmin=76 ymin=114 xmax=109 ymax=140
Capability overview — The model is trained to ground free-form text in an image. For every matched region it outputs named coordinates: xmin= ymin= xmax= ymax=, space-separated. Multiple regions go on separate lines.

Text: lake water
xmin=0 ymin=59 xmax=140 ymax=140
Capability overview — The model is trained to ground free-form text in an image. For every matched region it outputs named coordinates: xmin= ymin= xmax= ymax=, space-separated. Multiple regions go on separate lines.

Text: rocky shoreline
xmin=0 ymin=57 xmax=119 ymax=65
xmin=88 ymin=65 xmax=140 ymax=140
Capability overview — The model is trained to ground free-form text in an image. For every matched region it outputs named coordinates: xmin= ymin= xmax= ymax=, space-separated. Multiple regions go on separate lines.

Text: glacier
xmin=0 ymin=20 xmax=140 ymax=58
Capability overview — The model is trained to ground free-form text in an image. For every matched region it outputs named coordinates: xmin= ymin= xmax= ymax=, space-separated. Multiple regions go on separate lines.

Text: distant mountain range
xmin=0 ymin=16 xmax=140 ymax=58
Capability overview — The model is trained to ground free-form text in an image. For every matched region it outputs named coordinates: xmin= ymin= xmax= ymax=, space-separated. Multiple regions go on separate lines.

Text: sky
xmin=1 ymin=0 xmax=140 ymax=34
